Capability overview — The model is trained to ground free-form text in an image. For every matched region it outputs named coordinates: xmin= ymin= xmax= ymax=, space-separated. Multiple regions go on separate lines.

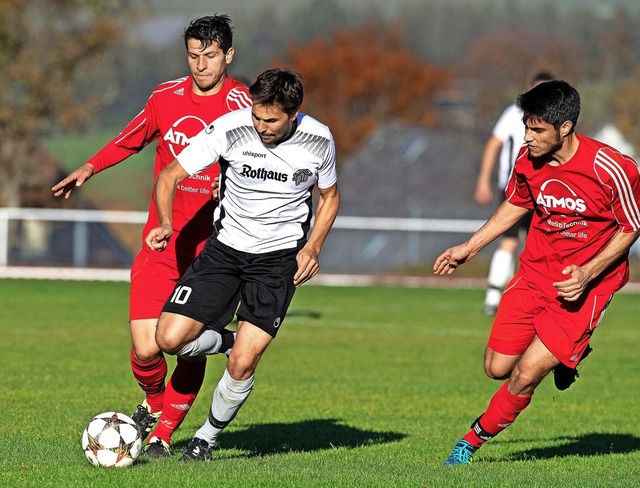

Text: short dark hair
xmin=249 ymin=69 xmax=304 ymax=117
xmin=183 ymin=14 xmax=233 ymax=53
xmin=517 ymin=79 xmax=581 ymax=132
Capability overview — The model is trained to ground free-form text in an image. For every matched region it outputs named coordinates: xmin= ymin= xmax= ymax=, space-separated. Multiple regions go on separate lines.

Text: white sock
xmin=177 ymin=328 xmax=223 ymax=357
xmin=485 ymin=249 xmax=514 ymax=305
xmin=195 ymin=369 xmax=254 ymax=446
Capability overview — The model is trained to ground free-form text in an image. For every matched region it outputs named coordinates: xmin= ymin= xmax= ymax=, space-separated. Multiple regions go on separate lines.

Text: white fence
xmin=0 ymin=207 xmax=486 ymax=278
xmin=0 ymin=207 xmax=148 ymax=267
xmin=3 ymin=208 xmax=640 ymax=290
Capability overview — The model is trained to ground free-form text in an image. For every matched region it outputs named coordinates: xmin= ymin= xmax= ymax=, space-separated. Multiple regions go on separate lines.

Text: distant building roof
xmin=338 ymin=121 xmax=489 ymax=219
xmin=320 ymin=122 xmax=495 ymax=273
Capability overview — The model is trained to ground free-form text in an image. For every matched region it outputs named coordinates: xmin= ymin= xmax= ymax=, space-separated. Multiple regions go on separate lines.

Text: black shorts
xmin=499 ymin=192 xmax=532 ymax=238
xmin=162 ymin=236 xmax=299 ymax=337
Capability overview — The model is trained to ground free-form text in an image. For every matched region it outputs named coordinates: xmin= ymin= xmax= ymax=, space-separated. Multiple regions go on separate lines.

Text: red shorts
xmin=129 ymin=232 xmax=206 ymax=321
xmin=487 ymin=274 xmax=613 ymax=367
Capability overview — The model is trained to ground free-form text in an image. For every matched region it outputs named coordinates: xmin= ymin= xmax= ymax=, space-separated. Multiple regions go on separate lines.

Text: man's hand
xmin=553 ymin=265 xmax=591 ymax=301
xmin=293 ymin=246 xmax=320 ymax=286
xmin=145 ymin=224 xmax=173 ymax=251
xmin=474 ymin=179 xmax=494 ymax=206
xmin=433 ymin=244 xmax=473 ymax=275
xmin=211 ymin=175 xmax=220 ymax=200
xmin=51 ymin=163 xmax=95 ymax=199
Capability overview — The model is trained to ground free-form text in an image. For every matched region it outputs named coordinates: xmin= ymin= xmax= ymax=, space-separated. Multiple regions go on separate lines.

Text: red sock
xmin=463 ymin=381 xmax=532 ymax=448
xmin=150 ymin=356 xmax=206 ymax=444
xmin=130 ymin=347 xmax=167 ymax=413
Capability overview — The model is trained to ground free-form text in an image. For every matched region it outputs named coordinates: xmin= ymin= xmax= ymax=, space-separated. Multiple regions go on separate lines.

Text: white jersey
xmin=177 ymin=108 xmax=338 ymax=254
xmin=493 ymin=103 xmax=525 ymax=190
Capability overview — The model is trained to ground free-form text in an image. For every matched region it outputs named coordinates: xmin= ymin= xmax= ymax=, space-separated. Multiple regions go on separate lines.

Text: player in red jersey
xmin=52 ymin=15 xmax=251 ymax=458
xmin=434 ymin=80 xmax=640 ymax=465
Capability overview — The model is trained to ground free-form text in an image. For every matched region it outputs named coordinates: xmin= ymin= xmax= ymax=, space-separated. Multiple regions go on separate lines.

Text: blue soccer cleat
xmin=444 ymin=439 xmax=477 ymax=466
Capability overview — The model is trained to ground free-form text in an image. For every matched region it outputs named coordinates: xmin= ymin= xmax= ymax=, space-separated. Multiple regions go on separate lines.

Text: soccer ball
xmin=81 ymin=412 xmax=142 ymax=468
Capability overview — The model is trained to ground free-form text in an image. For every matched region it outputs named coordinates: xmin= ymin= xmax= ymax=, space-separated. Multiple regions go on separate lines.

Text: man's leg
xmin=129 ymin=319 xmax=165 ymax=439
xmin=146 ymin=327 xmax=235 ymax=458
xmin=445 ymin=337 xmax=558 ymax=465
xmin=134 ymin=312 xmax=205 ymax=456
xmin=484 ymin=237 xmax=518 ymax=315
xmin=181 ymin=321 xmax=272 ymax=461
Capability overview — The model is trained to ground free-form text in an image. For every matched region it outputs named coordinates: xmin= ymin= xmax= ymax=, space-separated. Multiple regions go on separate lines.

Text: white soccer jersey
xmin=177 ymin=108 xmax=338 ymax=253
xmin=493 ymin=103 xmax=525 ymax=190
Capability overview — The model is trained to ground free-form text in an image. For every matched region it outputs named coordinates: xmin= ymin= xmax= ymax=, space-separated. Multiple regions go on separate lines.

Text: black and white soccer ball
xmin=81 ymin=411 xmax=142 ymax=467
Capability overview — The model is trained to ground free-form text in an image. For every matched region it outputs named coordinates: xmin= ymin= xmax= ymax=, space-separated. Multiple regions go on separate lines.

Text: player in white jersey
xmin=474 ymin=72 xmax=554 ymax=315
xmin=144 ymin=68 xmax=341 ymax=461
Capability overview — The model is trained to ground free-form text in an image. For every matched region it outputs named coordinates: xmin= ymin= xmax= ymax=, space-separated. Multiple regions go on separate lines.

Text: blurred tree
xmin=613 ymin=72 xmax=640 ymax=152
xmin=277 ymin=24 xmax=451 ymax=156
xmin=0 ymin=0 xmax=139 ymax=207
xmin=456 ymin=29 xmax=582 ymax=123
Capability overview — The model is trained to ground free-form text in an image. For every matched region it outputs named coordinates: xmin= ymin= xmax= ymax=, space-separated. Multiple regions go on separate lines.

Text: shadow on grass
xmin=488 ymin=432 xmax=640 ymax=462
xmin=173 ymin=418 xmax=405 ymax=457
xmin=286 ymin=308 xmax=323 ymax=319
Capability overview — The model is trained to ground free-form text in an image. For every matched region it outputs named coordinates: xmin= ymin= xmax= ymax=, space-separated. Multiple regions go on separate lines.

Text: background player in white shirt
xmin=145 ymin=68 xmax=341 ymax=461
xmin=474 ymin=72 xmax=554 ymax=315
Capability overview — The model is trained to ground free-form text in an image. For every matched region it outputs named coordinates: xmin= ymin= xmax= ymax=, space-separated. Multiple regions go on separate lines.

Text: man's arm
xmin=433 ymin=200 xmax=529 ymax=275
xmin=553 ymin=229 xmax=640 ymax=301
xmin=474 ymin=135 xmax=502 ymax=206
xmin=145 ymin=160 xmax=190 ymax=251
xmin=293 ymin=183 xmax=341 ymax=286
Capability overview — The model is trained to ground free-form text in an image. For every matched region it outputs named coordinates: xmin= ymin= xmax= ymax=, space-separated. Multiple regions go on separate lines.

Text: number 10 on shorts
xmin=170 ymin=286 xmax=192 ymax=304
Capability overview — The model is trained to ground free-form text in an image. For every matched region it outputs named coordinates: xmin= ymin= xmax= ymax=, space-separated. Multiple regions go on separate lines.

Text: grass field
xmin=2 ymin=279 xmax=640 ymax=487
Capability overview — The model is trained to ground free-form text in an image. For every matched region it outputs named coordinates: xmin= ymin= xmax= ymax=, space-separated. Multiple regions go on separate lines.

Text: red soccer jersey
xmin=88 ymin=76 xmax=251 ymax=257
xmin=506 ymin=134 xmax=640 ymax=294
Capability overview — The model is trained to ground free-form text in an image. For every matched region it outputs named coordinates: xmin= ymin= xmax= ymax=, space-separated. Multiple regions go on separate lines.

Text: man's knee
xmin=484 ymin=363 xmax=511 ymax=380
xmin=507 ymin=361 xmax=548 ymax=396
xmin=130 ymin=319 xmax=161 ymax=362
xmin=227 ymin=350 xmax=259 ymax=381
xmin=483 ymin=348 xmax=516 ymax=380
xmin=155 ymin=313 xmax=203 ymax=355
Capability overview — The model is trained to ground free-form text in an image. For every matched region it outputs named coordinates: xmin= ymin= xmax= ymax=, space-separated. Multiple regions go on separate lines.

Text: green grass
xmin=44 ymin=129 xmax=155 ymax=211
xmin=1 ymin=280 xmax=640 ymax=487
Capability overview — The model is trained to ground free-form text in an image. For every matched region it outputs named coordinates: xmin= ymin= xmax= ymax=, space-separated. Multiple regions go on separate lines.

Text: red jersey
xmin=88 ymin=76 xmax=251 ymax=257
xmin=506 ymin=134 xmax=640 ymax=294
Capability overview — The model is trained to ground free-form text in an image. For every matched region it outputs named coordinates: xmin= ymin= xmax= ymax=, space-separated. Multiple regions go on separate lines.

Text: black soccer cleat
xmin=130 ymin=402 xmax=160 ymax=440
xmin=180 ymin=437 xmax=212 ymax=462
xmin=145 ymin=436 xmax=171 ymax=458
xmin=553 ymin=345 xmax=593 ymax=391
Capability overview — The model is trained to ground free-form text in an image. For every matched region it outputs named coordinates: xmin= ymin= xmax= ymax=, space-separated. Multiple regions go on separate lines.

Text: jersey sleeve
xmin=176 ymin=121 xmax=226 ymax=176
xmin=317 ymin=133 xmax=337 ymax=189
xmin=87 ymin=97 xmax=160 ymax=173
xmin=594 ymin=148 xmax=640 ymax=232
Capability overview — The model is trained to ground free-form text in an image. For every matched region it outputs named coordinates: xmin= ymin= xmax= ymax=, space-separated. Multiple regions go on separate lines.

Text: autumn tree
xmin=0 ymin=0 xmax=139 ymax=207
xmin=613 ymin=72 xmax=640 ymax=153
xmin=278 ymin=24 xmax=451 ymax=156
xmin=456 ymin=29 xmax=584 ymax=124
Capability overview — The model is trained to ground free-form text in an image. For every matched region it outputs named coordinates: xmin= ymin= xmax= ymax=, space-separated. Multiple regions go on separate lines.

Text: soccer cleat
xmin=145 ymin=436 xmax=171 ymax=458
xmin=131 ymin=401 xmax=161 ymax=440
xmin=180 ymin=437 xmax=212 ymax=462
xmin=553 ymin=345 xmax=593 ymax=391
xmin=444 ymin=439 xmax=477 ymax=466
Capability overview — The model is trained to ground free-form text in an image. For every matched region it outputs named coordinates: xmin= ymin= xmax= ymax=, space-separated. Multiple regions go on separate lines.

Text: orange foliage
xmin=275 ymin=24 xmax=451 ymax=156
xmin=614 ymin=72 xmax=640 ymax=152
